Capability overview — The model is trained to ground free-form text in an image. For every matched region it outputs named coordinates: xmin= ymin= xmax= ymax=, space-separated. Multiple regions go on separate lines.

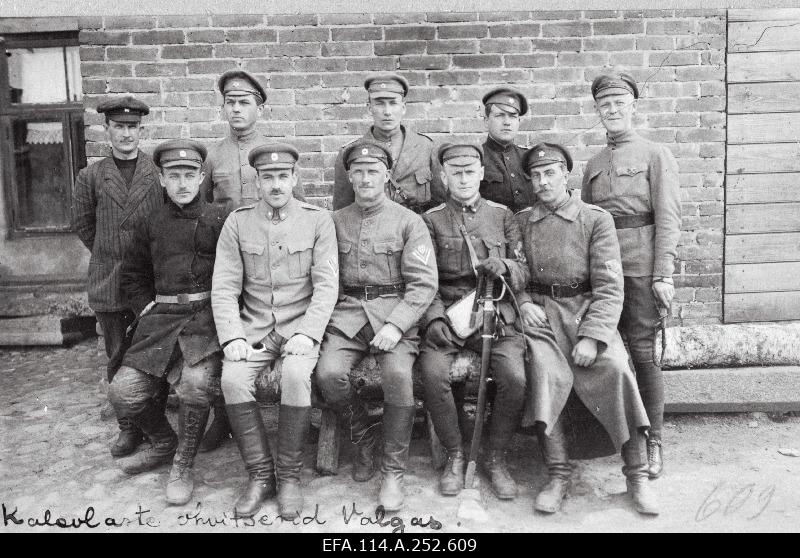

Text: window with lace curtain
xmin=1 ymin=31 xmax=86 ymax=235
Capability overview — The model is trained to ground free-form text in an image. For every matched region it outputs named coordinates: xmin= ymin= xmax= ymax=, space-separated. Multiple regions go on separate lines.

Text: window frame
xmin=0 ymin=32 xmax=86 ymax=237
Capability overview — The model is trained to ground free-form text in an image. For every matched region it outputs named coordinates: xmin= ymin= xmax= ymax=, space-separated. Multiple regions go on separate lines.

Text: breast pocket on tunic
xmin=373 ymin=239 xmax=404 ymax=283
xmin=240 ymin=241 xmax=266 ymax=280
xmin=585 ymin=167 xmax=611 ymax=203
xmin=410 ymin=168 xmax=432 ymax=205
xmin=437 ymin=236 xmax=465 ymax=273
xmin=287 ymin=236 xmax=314 ymax=278
xmin=613 ymin=162 xmax=649 ymax=201
xmin=482 ymin=237 xmax=506 ymax=259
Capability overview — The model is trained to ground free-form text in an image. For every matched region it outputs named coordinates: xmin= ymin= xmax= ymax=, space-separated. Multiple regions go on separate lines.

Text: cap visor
xmin=160 ymin=160 xmax=202 ymax=169
xmin=255 ymin=163 xmax=295 ymax=170
xmin=107 ymin=115 xmax=142 ymax=123
xmin=595 ymin=86 xmax=635 ymax=99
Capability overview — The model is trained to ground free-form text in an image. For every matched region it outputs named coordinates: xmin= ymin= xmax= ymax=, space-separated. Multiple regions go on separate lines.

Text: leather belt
xmin=528 ymin=281 xmax=590 ymax=299
xmin=154 ymin=291 xmax=211 ymax=304
xmin=341 ymin=283 xmax=405 ymax=301
xmin=613 ymin=212 xmax=654 ymax=229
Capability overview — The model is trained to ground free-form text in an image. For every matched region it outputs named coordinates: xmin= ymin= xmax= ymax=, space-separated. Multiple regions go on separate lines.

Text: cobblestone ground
xmin=1 ymin=338 xmax=799 ymax=533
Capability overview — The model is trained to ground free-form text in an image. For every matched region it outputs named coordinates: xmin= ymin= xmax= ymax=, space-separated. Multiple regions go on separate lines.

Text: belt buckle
xmin=176 ymin=293 xmax=190 ymax=304
xmin=363 ymin=285 xmax=376 ymax=301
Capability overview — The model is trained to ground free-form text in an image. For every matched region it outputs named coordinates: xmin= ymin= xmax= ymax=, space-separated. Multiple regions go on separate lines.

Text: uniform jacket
xmin=72 ymin=152 xmax=163 ymax=312
xmin=330 ymin=197 xmax=438 ymax=338
xmin=517 ymin=191 xmax=649 ymax=450
xmin=581 ymin=130 xmax=681 ymax=278
xmin=120 ymin=194 xmax=227 ymax=377
xmin=479 ymin=136 xmax=533 ymax=214
xmin=421 ymin=196 xmax=529 ymax=333
xmin=212 ymin=197 xmax=339 ymax=347
xmin=200 ymin=128 xmax=306 ymax=214
xmin=332 ymin=125 xmax=446 ymax=213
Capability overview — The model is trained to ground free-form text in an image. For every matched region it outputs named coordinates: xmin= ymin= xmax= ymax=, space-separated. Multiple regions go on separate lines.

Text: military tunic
xmin=516 ymin=191 xmax=650 ymax=451
xmin=200 ymin=129 xmax=306 ymax=214
xmin=479 ymin=136 xmax=532 ymax=214
xmin=332 ymin=126 xmax=445 ymax=213
xmin=418 ymin=197 xmax=529 ymax=450
xmin=211 ymin=197 xmax=339 ymax=405
xmin=316 ymin=197 xmax=438 ymax=407
xmin=120 ymin=194 xmax=227 ymax=378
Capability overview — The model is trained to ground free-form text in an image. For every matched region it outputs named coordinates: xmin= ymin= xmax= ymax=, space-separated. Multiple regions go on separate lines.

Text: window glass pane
xmin=6 ymin=46 xmax=82 ymax=104
xmin=11 ymin=117 xmax=71 ymax=229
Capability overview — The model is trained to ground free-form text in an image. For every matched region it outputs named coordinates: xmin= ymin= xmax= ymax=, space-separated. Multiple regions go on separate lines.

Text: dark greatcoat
xmin=72 ymin=152 xmax=163 ymax=312
xmin=120 ymin=194 xmax=227 ymax=378
xmin=516 ymin=191 xmax=650 ymax=457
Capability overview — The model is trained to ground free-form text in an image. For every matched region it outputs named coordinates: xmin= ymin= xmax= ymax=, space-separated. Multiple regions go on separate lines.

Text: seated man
xmin=419 ymin=143 xmax=529 ymax=499
xmin=211 ymin=144 xmax=338 ymax=520
xmin=516 ymin=143 xmax=658 ymax=516
xmin=316 ymin=140 xmax=438 ymax=513
xmin=109 ymin=140 xmax=226 ymax=505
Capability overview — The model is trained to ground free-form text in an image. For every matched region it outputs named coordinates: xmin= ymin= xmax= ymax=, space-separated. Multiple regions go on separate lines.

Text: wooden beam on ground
xmin=0 ymin=316 xmax=64 ymax=346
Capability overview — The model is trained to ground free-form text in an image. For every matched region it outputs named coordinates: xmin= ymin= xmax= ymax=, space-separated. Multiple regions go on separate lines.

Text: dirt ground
xmin=1 ymin=338 xmax=798 ymax=534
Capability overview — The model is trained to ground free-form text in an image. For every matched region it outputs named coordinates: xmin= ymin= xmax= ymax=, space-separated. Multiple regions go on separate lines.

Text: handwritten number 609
xmin=695 ymin=482 xmax=774 ymax=522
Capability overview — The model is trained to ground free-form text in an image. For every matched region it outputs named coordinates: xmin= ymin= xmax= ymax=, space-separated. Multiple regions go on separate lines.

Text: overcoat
xmin=72 ymin=151 xmax=163 ymax=312
xmin=120 ymin=194 xmax=226 ymax=377
xmin=516 ymin=191 xmax=650 ymax=452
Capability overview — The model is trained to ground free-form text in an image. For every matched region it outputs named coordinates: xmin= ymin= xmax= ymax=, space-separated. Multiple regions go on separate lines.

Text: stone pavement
xmin=1 ymin=339 xmax=799 ymax=533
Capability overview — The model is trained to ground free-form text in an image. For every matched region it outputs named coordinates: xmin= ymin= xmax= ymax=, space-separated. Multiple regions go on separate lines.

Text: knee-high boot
xmin=378 ymin=404 xmax=416 ymax=512
xmin=276 ymin=405 xmax=311 ymax=520
xmin=534 ymin=420 xmax=572 ymax=513
xmin=165 ymin=403 xmax=210 ymax=505
xmin=227 ymin=402 xmax=277 ymax=518
xmin=622 ymin=430 xmax=659 ymax=515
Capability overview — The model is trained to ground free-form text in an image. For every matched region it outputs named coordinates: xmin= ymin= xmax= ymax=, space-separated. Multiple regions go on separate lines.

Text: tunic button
xmin=272 ymin=263 xmax=278 ymax=269
xmin=360 ymin=263 xmax=367 ymax=268
xmin=471 ymin=235 xmax=476 ymax=240
xmin=361 ymin=240 xmax=367 ymax=245
xmin=539 ymin=267 xmax=543 ymax=271
xmin=510 ymin=173 xmax=515 ymax=177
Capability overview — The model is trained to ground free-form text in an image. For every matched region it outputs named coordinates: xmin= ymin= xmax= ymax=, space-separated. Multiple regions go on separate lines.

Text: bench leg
xmin=316 ymin=407 xmax=341 ymax=475
xmin=426 ymin=410 xmax=447 ymax=470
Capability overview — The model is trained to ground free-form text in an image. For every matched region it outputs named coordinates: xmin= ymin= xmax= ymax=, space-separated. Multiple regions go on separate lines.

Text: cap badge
xmin=507 ymin=98 xmax=514 ymax=104
xmin=538 ymin=151 xmax=545 ymax=157
xmin=123 ymin=108 xmax=130 ymax=113
xmin=271 ymin=153 xmax=278 ymax=161
xmin=361 ymin=148 xmax=369 ymax=155
xmin=233 ymin=81 xmax=240 ymax=87
xmin=380 ymin=83 xmax=386 ymax=89
xmin=179 ymin=150 xmax=187 ymax=157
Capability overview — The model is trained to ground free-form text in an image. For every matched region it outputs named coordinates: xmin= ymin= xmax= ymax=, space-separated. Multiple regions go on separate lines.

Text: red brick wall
xmin=77 ymin=9 xmax=726 ymax=325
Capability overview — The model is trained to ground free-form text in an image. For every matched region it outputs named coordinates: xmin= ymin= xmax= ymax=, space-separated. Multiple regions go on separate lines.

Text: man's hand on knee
xmin=370 ymin=323 xmax=403 ymax=352
xmin=223 ymin=338 xmax=252 ymax=361
xmin=283 ymin=333 xmax=315 ymax=356
xmin=426 ymin=319 xmax=453 ymax=347
xmin=571 ymin=337 xmax=598 ymax=367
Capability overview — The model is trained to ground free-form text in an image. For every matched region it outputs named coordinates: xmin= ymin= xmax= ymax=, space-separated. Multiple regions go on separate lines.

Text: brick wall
xmin=77 ymin=9 xmax=727 ymax=325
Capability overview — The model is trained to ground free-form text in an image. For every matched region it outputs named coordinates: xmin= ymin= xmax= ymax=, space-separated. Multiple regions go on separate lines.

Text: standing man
xmin=419 ymin=144 xmax=529 ymax=499
xmin=109 ymin=140 xmax=226 ymax=506
xmin=72 ymin=96 xmax=163 ymax=458
xmin=212 ymin=144 xmax=338 ymax=520
xmin=332 ymin=73 xmax=445 ymax=213
xmin=582 ymin=71 xmax=681 ymax=478
xmin=317 ymin=140 xmax=438 ymax=512
xmin=516 ymin=143 xmax=657 ymax=516
xmin=198 ymin=69 xmax=306 ymax=452
xmin=479 ymin=88 xmax=534 ymax=213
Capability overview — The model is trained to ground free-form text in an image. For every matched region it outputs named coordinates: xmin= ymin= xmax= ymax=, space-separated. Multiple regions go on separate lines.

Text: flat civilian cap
xmin=524 ymin=142 xmax=573 ymax=173
xmin=482 ymin=87 xmax=528 ymax=116
xmin=96 ymin=96 xmax=150 ymax=123
xmin=218 ymin=70 xmax=266 ymax=104
xmin=364 ymin=73 xmax=410 ymax=99
xmin=343 ymin=140 xmax=393 ymax=170
xmin=438 ymin=143 xmax=484 ymax=166
xmin=591 ymin=71 xmax=639 ymax=100
xmin=249 ymin=143 xmax=300 ymax=171
xmin=153 ymin=139 xmax=207 ymax=169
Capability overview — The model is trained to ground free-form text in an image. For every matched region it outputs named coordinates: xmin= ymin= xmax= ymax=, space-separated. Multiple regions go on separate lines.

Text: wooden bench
xmin=254 ymin=350 xmax=483 ymax=474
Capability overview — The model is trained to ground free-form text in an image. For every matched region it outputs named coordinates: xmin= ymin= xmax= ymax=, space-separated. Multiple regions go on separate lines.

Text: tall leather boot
xmin=276 ymin=405 xmax=311 ymax=520
xmin=199 ymin=401 xmax=231 ymax=453
xmin=378 ymin=404 xmax=416 ymax=512
xmin=424 ymin=394 xmax=464 ymax=496
xmin=345 ymin=401 xmax=377 ymax=482
xmin=115 ymin=403 xmax=178 ymax=475
xmin=110 ymin=416 xmax=145 ymax=457
xmin=534 ymin=420 xmax=572 ymax=513
xmin=165 ymin=403 xmax=210 ymax=505
xmin=482 ymin=400 xmax=522 ymax=500
xmin=622 ymin=431 xmax=659 ymax=516
xmin=227 ymin=402 xmax=277 ymax=518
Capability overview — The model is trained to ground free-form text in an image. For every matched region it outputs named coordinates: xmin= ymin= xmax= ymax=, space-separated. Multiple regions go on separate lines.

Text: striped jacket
xmin=72 ymin=151 xmax=163 ymax=312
